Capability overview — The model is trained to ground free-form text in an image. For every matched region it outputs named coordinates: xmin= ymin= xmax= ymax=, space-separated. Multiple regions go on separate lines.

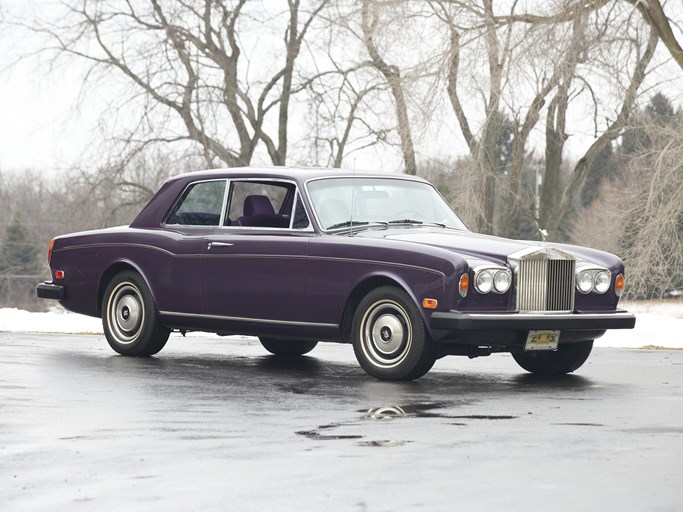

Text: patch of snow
xmin=0 ymin=301 xmax=681 ymax=348
xmin=0 ymin=306 xmax=103 ymax=334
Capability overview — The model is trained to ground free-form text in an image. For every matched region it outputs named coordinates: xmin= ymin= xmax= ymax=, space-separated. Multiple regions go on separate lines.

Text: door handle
xmin=207 ymin=241 xmax=234 ymax=250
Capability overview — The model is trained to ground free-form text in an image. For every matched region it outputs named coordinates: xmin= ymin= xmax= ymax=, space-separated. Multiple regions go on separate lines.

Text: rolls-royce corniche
xmin=37 ymin=168 xmax=635 ymax=380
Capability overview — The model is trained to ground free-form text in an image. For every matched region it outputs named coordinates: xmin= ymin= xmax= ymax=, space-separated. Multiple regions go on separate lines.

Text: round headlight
xmin=475 ymin=270 xmax=493 ymax=294
xmin=577 ymin=270 xmax=594 ymax=294
xmin=594 ymin=271 xmax=611 ymax=294
xmin=493 ymin=270 xmax=511 ymax=293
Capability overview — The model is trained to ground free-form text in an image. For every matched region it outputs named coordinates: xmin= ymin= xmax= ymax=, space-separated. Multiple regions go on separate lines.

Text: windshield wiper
xmin=388 ymin=219 xmax=423 ymax=225
xmin=327 ymin=220 xmax=370 ymax=230
xmin=388 ymin=219 xmax=451 ymax=229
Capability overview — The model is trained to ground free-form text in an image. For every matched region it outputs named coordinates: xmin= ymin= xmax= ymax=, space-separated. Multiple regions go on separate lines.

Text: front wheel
xmin=512 ymin=340 xmax=594 ymax=375
xmin=259 ymin=337 xmax=318 ymax=356
xmin=352 ymin=286 xmax=437 ymax=381
xmin=102 ymin=270 xmax=170 ymax=357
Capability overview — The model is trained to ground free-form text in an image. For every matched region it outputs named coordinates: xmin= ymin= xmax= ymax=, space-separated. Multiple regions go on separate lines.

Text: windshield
xmin=307 ymin=177 xmax=468 ymax=231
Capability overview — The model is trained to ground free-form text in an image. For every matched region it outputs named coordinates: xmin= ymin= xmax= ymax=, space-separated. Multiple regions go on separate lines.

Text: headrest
xmin=243 ymin=195 xmax=275 ymax=216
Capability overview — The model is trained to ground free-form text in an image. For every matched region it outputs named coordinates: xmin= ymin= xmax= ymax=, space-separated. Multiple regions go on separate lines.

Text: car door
xmin=158 ymin=178 xmax=230 ymax=316
xmin=200 ymin=180 xmax=313 ymax=324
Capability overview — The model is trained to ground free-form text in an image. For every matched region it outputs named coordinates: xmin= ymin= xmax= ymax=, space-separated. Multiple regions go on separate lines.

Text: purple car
xmin=37 ymin=168 xmax=635 ymax=380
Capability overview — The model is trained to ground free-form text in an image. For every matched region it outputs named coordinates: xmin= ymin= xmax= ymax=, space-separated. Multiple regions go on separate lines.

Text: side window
xmin=227 ymin=182 xmax=288 ymax=220
xmin=166 ymin=180 xmax=226 ymax=226
xmin=226 ymin=181 xmax=309 ymax=230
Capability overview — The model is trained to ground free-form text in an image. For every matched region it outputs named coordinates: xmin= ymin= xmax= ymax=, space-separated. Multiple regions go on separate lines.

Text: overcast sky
xmin=0 ymin=0 xmax=93 ymax=172
xmin=1 ymin=0 xmax=682 ymax=175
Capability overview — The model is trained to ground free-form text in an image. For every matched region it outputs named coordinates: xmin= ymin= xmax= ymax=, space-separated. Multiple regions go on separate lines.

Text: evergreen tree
xmin=581 ymin=142 xmax=618 ymax=208
xmin=0 ymin=213 xmax=39 ymax=275
xmin=621 ymin=93 xmax=677 ymax=155
xmin=0 ymin=213 xmax=42 ymax=305
xmin=487 ymin=111 xmax=515 ymax=175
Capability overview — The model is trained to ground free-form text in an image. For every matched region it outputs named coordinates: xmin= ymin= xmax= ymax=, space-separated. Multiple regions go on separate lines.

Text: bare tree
xmin=626 ymin=0 xmax=683 ymax=70
xmin=17 ymin=1 xmax=329 ymax=168
xmin=360 ymin=0 xmax=417 ymax=174
xmin=618 ymin=107 xmax=683 ymax=298
xmin=430 ymin=0 xmax=663 ymax=239
xmin=305 ymin=64 xmax=390 ymax=168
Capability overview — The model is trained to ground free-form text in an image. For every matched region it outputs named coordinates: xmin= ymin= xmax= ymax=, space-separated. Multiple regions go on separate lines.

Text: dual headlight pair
xmin=576 ymin=268 xmax=611 ymax=294
xmin=473 ymin=267 xmax=512 ymax=295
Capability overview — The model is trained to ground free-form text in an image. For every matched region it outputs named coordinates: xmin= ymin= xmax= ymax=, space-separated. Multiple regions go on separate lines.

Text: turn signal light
xmin=423 ymin=298 xmax=438 ymax=309
xmin=459 ymin=274 xmax=469 ymax=298
xmin=615 ymin=274 xmax=625 ymax=297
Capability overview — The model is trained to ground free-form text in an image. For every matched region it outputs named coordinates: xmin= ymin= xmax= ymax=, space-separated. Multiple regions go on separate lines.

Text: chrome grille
xmin=516 ymin=258 xmax=575 ymax=313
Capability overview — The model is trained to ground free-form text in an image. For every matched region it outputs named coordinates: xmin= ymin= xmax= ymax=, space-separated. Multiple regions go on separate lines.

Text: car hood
xmin=352 ymin=227 xmax=617 ymax=268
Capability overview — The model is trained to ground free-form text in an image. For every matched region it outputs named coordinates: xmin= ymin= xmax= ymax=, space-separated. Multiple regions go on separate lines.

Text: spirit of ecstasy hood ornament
xmin=539 ymin=228 xmax=549 ymax=243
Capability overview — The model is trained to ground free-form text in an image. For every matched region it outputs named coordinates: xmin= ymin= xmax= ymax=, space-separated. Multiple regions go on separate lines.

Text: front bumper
xmin=36 ymin=282 xmax=64 ymax=300
xmin=431 ymin=310 xmax=636 ymax=331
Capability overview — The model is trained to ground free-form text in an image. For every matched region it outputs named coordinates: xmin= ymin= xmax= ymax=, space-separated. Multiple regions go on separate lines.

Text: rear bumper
xmin=431 ymin=310 xmax=636 ymax=331
xmin=36 ymin=282 xmax=64 ymax=301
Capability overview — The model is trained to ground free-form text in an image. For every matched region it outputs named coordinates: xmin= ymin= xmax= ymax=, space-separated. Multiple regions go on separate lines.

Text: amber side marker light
xmin=459 ymin=274 xmax=469 ymax=298
xmin=615 ymin=274 xmax=625 ymax=297
xmin=423 ymin=298 xmax=438 ymax=309
xmin=47 ymin=239 xmax=55 ymax=265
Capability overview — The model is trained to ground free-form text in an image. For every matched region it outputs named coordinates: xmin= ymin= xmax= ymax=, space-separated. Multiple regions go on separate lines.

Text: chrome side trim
xmin=159 ymin=310 xmax=338 ymax=329
xmin=207 ymin=241 xmax=234 ymax=249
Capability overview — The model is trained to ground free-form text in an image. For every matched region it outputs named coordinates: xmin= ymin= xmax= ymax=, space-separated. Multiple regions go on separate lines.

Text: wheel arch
xmin=340 ymin=273 xmax=424 ymax=342
xmin=97 ymin=260 xmax=153 ymax=316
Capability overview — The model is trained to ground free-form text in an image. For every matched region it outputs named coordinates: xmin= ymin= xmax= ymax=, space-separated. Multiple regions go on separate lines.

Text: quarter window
xmin=166 ymin=180 xmax=226 ymax=226
xmin=292 ymin=193 xmax=310 ymax=229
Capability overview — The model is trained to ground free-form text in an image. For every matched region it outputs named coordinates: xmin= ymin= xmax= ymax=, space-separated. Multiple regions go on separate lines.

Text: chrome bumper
xmin=431 ymin=310 xmax=636 ymax=331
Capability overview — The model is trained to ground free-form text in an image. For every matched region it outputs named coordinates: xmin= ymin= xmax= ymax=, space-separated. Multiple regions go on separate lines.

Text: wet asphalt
xmin=1 ymin=333 xmax=682 ymax=511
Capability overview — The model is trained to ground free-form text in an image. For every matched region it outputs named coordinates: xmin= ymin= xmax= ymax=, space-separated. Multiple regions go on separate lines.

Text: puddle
xmin=295 ymin=430 xmax=363 ymax=441
xmin=360 ymin=402 xmax=517 ymax=421
xmin=449 ymin=415 xmax=518 ymax=420
xmin=360 ymin=402 xmax=453 ymax=420
xmin=554 ymin=422 xmax=604 ymax=427
xmin=357 ymin=440 xmax=409 ymax=447
xmin=297 ymin=402 xmax=518 ymax=443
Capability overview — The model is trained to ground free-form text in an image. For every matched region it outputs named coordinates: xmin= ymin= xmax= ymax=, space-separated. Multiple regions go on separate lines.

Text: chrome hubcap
xmin=361 ymin=299 xmax=412 ymax=368
xmin=116 ymin=295 xmax=142 ymax=333
xmin=372 ymin=314 xmax=405 ymax=355
xmin=108 ymin=282 xmax=145 ymax=344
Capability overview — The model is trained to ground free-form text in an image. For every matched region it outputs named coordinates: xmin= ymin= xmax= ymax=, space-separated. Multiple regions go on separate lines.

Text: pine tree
xmin=581 ymin=142 xmax=618 ymax=208
xmin=0 ymin=213 xmax=39 ymax=275
xmin=0 ymin=213 xmax=42 ymax=305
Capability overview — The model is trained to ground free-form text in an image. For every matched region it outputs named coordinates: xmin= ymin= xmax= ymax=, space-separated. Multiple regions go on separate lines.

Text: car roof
xmin=165 ymin=166 xmax=428 ymax=185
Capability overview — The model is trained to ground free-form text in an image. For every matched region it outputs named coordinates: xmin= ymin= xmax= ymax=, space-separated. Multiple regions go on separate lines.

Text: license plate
xmin=524 ymin=330 xmax=560 ymax=351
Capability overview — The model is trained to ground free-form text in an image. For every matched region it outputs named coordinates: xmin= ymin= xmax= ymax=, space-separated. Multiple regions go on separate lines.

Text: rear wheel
xmin=259 ymin=337 xmax=318 ymax=356
xmin=512 ymin=340 xmax=593 ymax=375
xmin=102 ymin=270 xmax=170 ymax=356
xmin=352 ymin=286 xmax=437 ymax=381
